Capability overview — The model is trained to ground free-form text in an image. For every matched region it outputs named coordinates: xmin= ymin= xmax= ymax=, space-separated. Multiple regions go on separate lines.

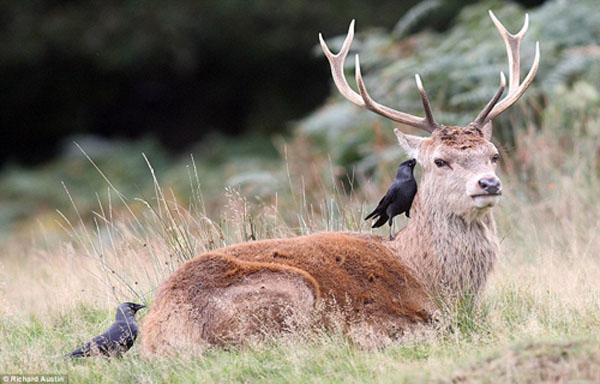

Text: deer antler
xmin=319 ymin=20 xmax=438 ymax=133
xmin=473 ymin=11 xmax=540 ymax=128
xmin=472 ymin=72 xmax=507 ymax=126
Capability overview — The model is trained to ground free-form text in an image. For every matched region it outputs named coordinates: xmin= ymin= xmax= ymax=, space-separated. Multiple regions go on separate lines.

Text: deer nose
xmin=478 ymin=177 xmax=502 ymax=194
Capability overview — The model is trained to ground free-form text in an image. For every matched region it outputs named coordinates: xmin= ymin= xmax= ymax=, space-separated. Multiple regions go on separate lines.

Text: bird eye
xmin=434 ymin=158 xmax=448 ymax=168
xmin=491 ymin=154 xmax=500 ymax=163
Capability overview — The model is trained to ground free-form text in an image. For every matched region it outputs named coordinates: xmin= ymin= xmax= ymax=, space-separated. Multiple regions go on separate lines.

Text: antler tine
xmin=320 ymin=21 xmax=438 ymax=133
xmin=355 ymin=55 xmax=437 ymax=132
xmin=489 ymin=41 xmax=540 ymax=121
xmin=318 ymin=20 xmax=365 ymax=106
xmin=415 ymin=74 xmax=437 ymax=130
xmin=481 ymin=11 xmax=540 ymax=124
xmin=472 ymin=72 xmax=506 ymax=127
xmin=489 ymin=11 xmax=529 ymax=93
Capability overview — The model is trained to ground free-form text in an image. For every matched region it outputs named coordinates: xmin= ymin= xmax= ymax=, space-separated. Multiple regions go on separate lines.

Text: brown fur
xmin=142 ymin=129 xmax=503 ymax=356
xmin=432 ymin=125 xmax=486 ymax=149
xmin=142 ymin=233 xmax=431 ymax=355
xmin=221 ymin=233 xmax=430 ymax=321
xmin=142 ymin=253 xmax=318 ymax=354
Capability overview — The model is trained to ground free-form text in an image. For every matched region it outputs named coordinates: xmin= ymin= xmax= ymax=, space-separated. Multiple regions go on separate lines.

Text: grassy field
xmin=2 ymin=119 xmax=600 ymax=383
xmin=2 ymin=2 xmax=600 ymax=379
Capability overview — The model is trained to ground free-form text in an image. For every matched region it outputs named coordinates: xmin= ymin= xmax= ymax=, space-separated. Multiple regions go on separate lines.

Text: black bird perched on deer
xmin=69 ymin=302 xmax=145 ymax=358
xmin=365 ymin=158 xmax=417 ymax=239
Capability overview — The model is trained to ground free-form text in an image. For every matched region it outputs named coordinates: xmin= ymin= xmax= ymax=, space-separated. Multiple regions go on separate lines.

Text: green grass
xmin=1 ymin=309 xmax=598 ymax=383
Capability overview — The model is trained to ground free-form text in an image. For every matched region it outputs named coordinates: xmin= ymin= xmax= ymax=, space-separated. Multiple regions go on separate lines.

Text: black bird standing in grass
xmin=365 ymin=159 xmax=417 ymax=239
xmin=69 ymin=302 xmax=145 ymax=358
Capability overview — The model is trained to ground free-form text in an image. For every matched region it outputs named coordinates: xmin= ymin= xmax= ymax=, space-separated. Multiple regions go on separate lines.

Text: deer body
xmin=141 ymin=171 xmax=498 ymax=355
xmin=141 ymin=12 xmax=539 ymax=356
xmin=141 ymin=233 xmax=429 ymax=355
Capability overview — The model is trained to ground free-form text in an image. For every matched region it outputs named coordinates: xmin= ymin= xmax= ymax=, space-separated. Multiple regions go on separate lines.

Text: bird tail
xmin=371 ymin=215 xmax=388 ymax=228
xmin=364 ymin=211 xmax=377 ymax=221
xmin=68 ymin=348 xmax=85 ymax=358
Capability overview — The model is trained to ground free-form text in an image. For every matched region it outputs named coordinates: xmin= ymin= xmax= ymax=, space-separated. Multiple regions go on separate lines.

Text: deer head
xmin=320 ymin=12 xmax=539 ymax=218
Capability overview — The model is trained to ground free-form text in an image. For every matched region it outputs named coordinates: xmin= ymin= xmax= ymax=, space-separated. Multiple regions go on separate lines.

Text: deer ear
xmin=394 ymin=129 xmax=425 ymax=158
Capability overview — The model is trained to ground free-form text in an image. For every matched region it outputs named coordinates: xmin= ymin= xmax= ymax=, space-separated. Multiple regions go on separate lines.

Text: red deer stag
xmin=142 ymin=11 xmax=539 ymax=356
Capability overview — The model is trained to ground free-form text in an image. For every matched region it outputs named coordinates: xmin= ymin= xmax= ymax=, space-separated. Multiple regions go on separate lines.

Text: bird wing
xmin=403 ymin=180 xmax=417 ymax=213
xmin=106 ymin=321 xmax=138 ymax=354
xmin=365 ymin=185 xmax=398 ymax=221
xmin=107 ymin=322 xmax=136 ymax=344
xmin=387 ymin=180 xmax=417 ymax=217
xmin=69 ymin=321 xmax=137 ymax=358
xmin=69 ymin=334 xmax=111 ymax=357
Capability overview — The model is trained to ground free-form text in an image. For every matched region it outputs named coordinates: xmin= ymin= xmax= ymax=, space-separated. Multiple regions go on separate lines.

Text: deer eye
xmin=491 ymin=154 xmax=500 ymax=163
xmin=434 ymin=158 xmax=448 ymax=168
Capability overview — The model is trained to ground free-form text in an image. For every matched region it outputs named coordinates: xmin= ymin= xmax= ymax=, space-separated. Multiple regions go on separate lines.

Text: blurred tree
xmin=0 ymin=0 xmax=543 ymax=166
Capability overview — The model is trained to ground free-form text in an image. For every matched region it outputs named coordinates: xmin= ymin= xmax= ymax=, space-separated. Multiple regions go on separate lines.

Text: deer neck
xmin=390 ymin=192 xmax=499 ymax=301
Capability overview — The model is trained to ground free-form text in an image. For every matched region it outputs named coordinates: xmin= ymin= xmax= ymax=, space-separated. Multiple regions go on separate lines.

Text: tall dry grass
xmin=1 ymin=98 xmax=599 ymax=382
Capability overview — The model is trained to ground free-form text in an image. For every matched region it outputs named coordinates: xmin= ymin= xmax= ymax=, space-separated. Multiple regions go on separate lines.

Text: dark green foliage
xmin=2 ymin=0 xmax=599 ymax=236
xmin=0 ymin=0 xmax=433 ymax=165
xmin=300 ymin=0 xmax=600 ymax=174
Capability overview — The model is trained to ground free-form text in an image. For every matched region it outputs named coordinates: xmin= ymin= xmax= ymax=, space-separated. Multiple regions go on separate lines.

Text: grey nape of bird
xmin=365 ymin=158 xmax=418 ymax=239
xmin=69 ymin=302 xmax=145 ymax=358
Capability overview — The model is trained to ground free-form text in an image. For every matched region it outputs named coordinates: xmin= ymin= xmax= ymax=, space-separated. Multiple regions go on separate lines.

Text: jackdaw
xmin=69 ymin=302 xmax=145 ymax=358
xmin=365 ymin=158 xmax=417 ymax=239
